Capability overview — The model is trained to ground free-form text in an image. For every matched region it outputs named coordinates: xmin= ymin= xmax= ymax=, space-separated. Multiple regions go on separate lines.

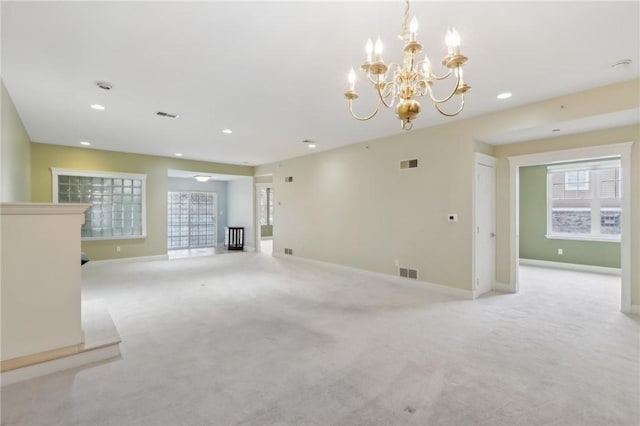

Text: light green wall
xmin=494 ymin=123 xmax=639 ymax=305
xmin=261 ymin=225 xmax=273 ymax=237
xmin=31 ymin=143 xmax=253 ymax=260
xmin=519 ymin=165 xmax=620 ymax=268
xmin=1 ymin=80 xmax=31 ymax=202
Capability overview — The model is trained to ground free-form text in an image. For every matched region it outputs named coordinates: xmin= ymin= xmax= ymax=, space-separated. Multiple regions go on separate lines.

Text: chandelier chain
xmin=401 ymin=0 xmax=410 ymax=40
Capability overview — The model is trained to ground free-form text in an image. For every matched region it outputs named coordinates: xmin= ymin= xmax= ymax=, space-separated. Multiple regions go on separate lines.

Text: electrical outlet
xmin=448 ymin=213 xmax=458 ymax=222
xmin=394 ymin=259 xmax=399 ymax=267
xmin=116 ymin=246 xmax=121 ymax=252
xmin=558 ymin=248 xmax=563 ymax=255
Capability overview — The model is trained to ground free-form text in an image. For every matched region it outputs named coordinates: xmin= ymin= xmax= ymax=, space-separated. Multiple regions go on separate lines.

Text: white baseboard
xmin=492 ymin=282 xmax=512 ymax=292
xmin=472 ymin=281 xmax=513 ymax=298
xmin=1 ymin=344 xmax=120 ymax=386
xmin=273 ymin=253 xmax=473 ymax=299
xmin=1 ymin=298 xmax=122 ymax=386
xmin=519 ymin=258 xmax=621 ymax=276
xmin=88 ymin=254 xmax=168 ymax=265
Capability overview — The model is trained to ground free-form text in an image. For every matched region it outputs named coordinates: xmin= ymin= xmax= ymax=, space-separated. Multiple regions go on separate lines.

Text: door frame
xmin=255 ymin=182 xmax=274 ymax=254
xmin=472 ymin=153 xmax=497 ymax=299
xmin=508 ymin=142 xmax=633 ymax=313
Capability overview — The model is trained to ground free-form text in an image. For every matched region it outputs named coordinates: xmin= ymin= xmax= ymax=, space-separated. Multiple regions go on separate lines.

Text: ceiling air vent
xmin=400 ymin=159 xmax=418 ymax=169
xmin=156 ymin=111 xmax=179 ymax=119
xmin=95 ymin=81 xmax=113 ymax=90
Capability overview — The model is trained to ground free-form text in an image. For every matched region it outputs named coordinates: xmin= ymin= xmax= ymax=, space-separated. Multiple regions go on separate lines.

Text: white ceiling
xmin=2 ymin=1 xmax=639 ymax=166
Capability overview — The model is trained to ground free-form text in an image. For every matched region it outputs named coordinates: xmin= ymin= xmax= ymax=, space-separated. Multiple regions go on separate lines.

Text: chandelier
xmin=344 ymin=0 xmax=470 ymax=130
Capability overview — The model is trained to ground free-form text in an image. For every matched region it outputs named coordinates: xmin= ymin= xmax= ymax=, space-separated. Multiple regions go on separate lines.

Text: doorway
xmin=473 ymin=153 xmax=497 ymax=298
xmin=256 ymin=184 xmax=273 ymax=254
xmin=167 ymin=191 xmax=217 ymax=251
xmin=508 ymin=143 xmax=632 ymax=313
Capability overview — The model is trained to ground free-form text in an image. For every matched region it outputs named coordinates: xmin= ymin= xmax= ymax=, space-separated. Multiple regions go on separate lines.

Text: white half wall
xmin=1 ymin=203 xmax=89 ymax=361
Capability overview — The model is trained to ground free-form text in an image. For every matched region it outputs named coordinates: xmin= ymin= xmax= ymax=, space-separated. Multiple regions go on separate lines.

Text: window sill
xmin=82 ymin=235 xmax=147 ymax=241
xmin=545 ymin=234 xmax=620 ymax=243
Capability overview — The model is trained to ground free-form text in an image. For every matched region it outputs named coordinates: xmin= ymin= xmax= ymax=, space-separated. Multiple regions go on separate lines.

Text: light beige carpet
xmin=2 ymin=253 xmax=638 ymax=425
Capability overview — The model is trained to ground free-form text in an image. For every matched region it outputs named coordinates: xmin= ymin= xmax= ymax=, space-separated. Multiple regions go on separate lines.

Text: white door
xmin=475 ymin=161 xmax=496 ymax=296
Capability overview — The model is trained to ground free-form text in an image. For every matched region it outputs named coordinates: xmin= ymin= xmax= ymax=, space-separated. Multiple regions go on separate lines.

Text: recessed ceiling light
xmin=497 ymin=92 xmax=512 ymax=100
xmin=194 ymin=175 xmax=211 ymax=182
xmin=308 ymin=143 xmax=317 ymax=148
xmin=175 ymin=153 xmax=183 ymax=157
xmin=80 ymin=141 xmax=91 ymax=146
xmin=222 ymin=129 xmax=233 ymax=134
xmin=90 ymin=104 xmax=105 ymax=110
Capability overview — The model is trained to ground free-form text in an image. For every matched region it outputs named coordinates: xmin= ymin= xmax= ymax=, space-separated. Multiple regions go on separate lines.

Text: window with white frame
xmin=259 ymin=187 xmax=273 ymax=226
xmin=52 ymin=168 xmax=147 ymax=240
xmin=547 ymin=159 xmax=621 ymax=240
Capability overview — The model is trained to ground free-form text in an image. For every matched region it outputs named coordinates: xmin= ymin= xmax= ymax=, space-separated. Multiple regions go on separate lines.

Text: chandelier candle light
xmin=344 ymin=0 xmax=470 ymax=130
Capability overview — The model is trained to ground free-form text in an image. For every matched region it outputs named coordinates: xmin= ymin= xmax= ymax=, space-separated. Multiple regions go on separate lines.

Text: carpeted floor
xmin=1 ymin=252 xmax=638 ymax=426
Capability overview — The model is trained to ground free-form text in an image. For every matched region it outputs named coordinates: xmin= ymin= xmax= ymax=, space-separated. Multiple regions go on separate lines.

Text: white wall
xmin=257 ymin=131 xmax=475 ymax=290
xmin=255 ymin=79 xmax=640 ymax=297
xmin=227 ymin=177 xmax=254 ymax=249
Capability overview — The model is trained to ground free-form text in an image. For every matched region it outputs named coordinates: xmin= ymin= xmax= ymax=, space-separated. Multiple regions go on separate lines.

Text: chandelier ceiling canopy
xmin=344 ymin=0 xmax=470 ymax=130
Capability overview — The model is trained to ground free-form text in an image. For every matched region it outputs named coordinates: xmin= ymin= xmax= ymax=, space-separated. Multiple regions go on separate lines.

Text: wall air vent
xmin=156 ymin=111 xmax=179 ymax=119
xmin=285 ymin=176 xmax=294 ymax=183
xmin=284 ymin=248 xmax=293 ymax=255
xmin=400 ymin=159 xmax=418 ymax=169
xmin=399 ymin=267 xmax=418 ymax=280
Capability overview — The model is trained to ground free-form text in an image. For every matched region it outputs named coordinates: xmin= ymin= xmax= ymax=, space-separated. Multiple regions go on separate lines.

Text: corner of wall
xmin=1 ymin=80 xmax=32 ymax=202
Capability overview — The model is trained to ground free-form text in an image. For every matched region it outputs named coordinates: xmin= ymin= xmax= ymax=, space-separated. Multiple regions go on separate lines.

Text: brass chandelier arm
xmin=427 ymin=69 xmax=462 ymax=104
xmin=348 ymin=98 xmax=383 ymax=121
xmin=433 ymin=94 xmax=465 ymax=117
xmin=428 ymin=68 xmax=454 ymax=81
xmin=377 ymin=82 xmax=396 ymax=108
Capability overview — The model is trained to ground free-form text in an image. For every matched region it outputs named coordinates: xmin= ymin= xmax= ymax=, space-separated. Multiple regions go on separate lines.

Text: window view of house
xmin=547 ymin=160 xmax=621 ymax=238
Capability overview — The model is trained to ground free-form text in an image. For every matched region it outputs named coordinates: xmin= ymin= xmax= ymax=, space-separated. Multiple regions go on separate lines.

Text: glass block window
xmin=167 ymin=191 xmax=216 ymax=249
xmin=52 ymin=168 xmax=146 ymax=240
xmin=547 ymin=159 xmax=621 ymax=240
